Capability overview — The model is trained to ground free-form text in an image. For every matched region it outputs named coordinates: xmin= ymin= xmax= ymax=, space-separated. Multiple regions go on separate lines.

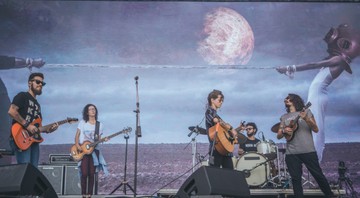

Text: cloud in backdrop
xmin=0 ymin=1 xmax=359 ymax=146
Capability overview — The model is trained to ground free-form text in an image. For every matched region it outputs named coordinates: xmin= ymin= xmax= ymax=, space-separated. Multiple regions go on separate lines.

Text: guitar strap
xmin=95 ymin=121 xmax=100 ymax=142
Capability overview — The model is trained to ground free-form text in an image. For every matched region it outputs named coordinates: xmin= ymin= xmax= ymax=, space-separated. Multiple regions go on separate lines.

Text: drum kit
xmin=187 ymin=124 xmax=293 ymax=189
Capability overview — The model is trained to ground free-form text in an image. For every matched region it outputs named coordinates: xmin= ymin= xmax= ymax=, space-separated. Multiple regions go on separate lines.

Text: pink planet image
xmin=197 ymin=7 xmax=254 ymax=65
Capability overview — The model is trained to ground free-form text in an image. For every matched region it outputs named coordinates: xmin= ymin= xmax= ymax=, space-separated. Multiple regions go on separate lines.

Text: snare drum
xmin=235 ymin=152 xmax=270 ymax=186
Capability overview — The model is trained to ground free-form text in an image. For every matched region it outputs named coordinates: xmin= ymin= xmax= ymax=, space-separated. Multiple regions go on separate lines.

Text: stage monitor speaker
xmin=0 ymin=163 xmax=58 ymax=197
xmin=176 ymin=166 xmax=250 ymax=198
xmin=38 ymin=165 xmax=64 ymax=195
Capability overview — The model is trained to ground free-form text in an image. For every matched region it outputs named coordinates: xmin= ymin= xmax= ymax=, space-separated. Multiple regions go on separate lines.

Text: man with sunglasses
xmin=238 ymin=122 xmax=260 ymax=156
xmin=0 ymin=55 xmax=45 ymax=164
xmin=8 ymin=72 xmax=58 ymax=167
xmin=277 ymin=93 xmax=334 ymax=198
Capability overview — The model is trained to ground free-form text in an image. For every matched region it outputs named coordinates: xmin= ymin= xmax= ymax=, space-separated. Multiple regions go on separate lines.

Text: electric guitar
xmin=70 ymin=127 xmax=132 ymax=162
xmin=11 ymin=117 xmax=78 ymax=151
xmin=283 ymin=102 xmax=312 ymax=142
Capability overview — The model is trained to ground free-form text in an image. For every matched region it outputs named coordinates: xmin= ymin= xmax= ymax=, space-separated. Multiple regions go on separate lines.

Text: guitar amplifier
xmin=63 ymin=165 xmax=96 ymax=195
xmin=49 ymin=154 xmax=77 ymax=165
xmin=38 ymin=165 xmax=64 ymax=195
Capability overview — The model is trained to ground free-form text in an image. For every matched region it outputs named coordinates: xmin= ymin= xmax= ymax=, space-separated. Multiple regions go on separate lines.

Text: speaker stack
xmin=37 ymin=153 xmax=90 ymax=195
xmin=177 ymin=166 xmax=251 ymax=198
xmin=37 ymin=154 xmax=96 ymax=195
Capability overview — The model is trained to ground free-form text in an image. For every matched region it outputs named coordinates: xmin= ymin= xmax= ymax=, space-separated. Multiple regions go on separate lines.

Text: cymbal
xmin=271 ymin=122 xmax=280 ymax=133
xmin=188 ymin=126 xmax=207 ymax=135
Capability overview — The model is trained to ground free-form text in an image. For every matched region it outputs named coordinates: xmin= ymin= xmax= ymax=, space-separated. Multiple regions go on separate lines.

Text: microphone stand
xmin=133 ymin=76 xmax=141 ymax=197
xmin=109 ymin=134 xmax=135 ymax=195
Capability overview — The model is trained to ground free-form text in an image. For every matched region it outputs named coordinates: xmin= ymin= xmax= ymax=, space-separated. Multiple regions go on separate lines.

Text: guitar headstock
xmin=122 ymin=127 xmax=132 ymax=134
xmin=67 ymin=117 xmax=79 ymax=124
xmin=304 ymin=102 xmax=312 ymax=109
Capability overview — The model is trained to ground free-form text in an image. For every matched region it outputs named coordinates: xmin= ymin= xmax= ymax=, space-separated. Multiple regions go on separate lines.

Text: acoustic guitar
xmin=70 ymin=127 xmax=132 ymax=162
xmin=11 ymin=117 xmax=78 ymax=151
xmin=208 ymin=121 xmax=243 ymax=155
xmin=283 ymin=102 xmax=312 ymax=142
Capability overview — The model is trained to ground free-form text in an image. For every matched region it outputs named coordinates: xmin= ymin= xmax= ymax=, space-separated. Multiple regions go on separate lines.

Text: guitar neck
xmin=38 ymin=119 xmax=66 ymax=132
xmin=89 ymin=129 xmax=130 ymax=147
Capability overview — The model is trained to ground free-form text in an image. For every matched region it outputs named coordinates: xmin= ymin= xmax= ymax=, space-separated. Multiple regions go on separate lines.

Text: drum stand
xmin=266 ymin=146 xmax=292 ymax=189
xmin=302 ymin=170 xmax=316 ymax=188
xmin=261 ymin=146 xmax=283 ymax=188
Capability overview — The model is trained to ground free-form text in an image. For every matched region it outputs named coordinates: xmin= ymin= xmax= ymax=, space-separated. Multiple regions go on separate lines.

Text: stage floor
xmin=56 ymin=188 xmax=346 ymax=198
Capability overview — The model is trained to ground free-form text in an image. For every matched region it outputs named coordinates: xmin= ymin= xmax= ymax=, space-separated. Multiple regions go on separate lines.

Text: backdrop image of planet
xmin=0 ymin=1 xmax=359 ymax=196
xmin=197 ymin=7 xmax=254 ymax=65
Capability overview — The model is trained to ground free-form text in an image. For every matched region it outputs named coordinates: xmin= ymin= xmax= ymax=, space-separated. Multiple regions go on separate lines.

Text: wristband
xmin=23 ymin=121 xmax=30 ymax=128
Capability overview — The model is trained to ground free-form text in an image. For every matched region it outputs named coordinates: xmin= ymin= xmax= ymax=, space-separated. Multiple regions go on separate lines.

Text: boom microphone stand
xmin=133 ymin=76 xmax=142 ymax=197
xmin=109 ymin=134 xmax=135 ymax=195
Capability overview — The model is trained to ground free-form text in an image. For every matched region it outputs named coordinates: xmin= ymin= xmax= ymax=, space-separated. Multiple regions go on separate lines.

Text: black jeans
xmin=210 ymin=149 xmax=234 ymax=169
xmin=285 ymin=152 xmax=334 ymax=198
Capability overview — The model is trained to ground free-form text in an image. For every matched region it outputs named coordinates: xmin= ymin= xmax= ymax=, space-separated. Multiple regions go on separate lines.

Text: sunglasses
xmin=31 ymin=79 xmax=46 ymax=86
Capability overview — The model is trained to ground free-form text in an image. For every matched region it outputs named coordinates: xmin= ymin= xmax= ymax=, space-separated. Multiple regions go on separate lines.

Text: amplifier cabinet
xmin=63 ymin=165 xmax=97 ymax=195
xmin=38 ymin=165 xmax=64 ymax=195
xmin=63 ymin=165 xmax=81 ymax=195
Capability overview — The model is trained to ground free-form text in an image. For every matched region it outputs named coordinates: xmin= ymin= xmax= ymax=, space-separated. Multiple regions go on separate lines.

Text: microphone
xmin=134 ymin=76 xmax=139 ymax=80
xmin=262 ymin=131 xmax=266 ymax=142
xmin=188 ymin=126 xmax=199 ymax=137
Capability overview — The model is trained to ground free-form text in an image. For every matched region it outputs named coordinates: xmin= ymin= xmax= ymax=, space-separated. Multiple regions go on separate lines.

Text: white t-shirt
xmin=77 ymin=120 xmax=104 ymax=144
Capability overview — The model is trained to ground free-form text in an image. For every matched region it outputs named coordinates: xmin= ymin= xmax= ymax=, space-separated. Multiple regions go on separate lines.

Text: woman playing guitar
xmin=205 ymin=89 xmax=239 ymax=169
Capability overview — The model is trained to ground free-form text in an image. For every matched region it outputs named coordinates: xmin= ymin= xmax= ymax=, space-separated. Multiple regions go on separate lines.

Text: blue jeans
xmin=9 ymin=137 xmax=40 ymax=167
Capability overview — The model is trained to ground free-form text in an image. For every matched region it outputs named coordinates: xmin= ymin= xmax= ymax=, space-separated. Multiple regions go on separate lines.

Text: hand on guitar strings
xmin=27 ymin=124 xmax=39 ymax=134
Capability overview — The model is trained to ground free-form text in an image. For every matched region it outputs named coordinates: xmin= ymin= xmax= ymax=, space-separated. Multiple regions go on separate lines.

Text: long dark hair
xmin=286 ymin=93 xmax=305 ymax=113
xmin=82 ymin=104 xmax=98 ymax=122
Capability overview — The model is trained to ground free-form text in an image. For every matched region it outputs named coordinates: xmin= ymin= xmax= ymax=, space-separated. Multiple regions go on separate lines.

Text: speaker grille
xmin=38 ymin=165 xmax=64 ymax=195
xmin=64 ymin=165 xmax=81 ymax=195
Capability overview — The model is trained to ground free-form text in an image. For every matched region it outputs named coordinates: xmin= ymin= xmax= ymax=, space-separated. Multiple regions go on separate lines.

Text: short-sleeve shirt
xmin=240 ymin=138 xmax=260 ymax=152
xmin=11 ymin=92 xmax=41 ymax=125
xmin=77 ymin=120 xmax=104 ymax=145
xmin=280 ymin=110 xmax=316 ymax=155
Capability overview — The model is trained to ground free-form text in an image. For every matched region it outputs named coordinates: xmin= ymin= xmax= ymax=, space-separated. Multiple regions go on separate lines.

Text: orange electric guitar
xmin=70 ymin=127 xmax=132 ymax=162
xmin=11 ymin=117 xmax=78 ymax=151
xmin=283 ymin=102 xmax=312 ymax=142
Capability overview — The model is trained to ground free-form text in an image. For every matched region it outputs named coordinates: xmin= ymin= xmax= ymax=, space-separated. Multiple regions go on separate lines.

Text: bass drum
xmin=235 ymin=152 xmax=270 ymax=187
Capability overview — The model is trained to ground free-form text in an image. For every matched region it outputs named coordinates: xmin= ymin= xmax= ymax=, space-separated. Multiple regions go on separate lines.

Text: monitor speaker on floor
xmin=0 ymin=163 xmax=58 ymax=197
xmin=176 ymin=166 xmax=250 ymax=198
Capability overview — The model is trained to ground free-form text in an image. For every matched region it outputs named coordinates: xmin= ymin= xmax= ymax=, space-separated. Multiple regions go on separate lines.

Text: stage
xmin=54 ymin=188 xmax=346 ymax=198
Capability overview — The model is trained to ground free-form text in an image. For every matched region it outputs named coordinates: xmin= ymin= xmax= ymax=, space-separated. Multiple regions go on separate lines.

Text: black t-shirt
xmin=240 ymin=138 xmax=260 ymax=152
xmin=11 ymin=92 xmax=42 ymax=125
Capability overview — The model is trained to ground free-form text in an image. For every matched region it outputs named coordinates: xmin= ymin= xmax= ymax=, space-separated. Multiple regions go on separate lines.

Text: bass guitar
xmin=70 ymin=127 xmax=132 ymax=162
xmin=11 ymin=117 xmax=78 ymax=151
xmin=283 ymin=102 xmax=312 ymax=142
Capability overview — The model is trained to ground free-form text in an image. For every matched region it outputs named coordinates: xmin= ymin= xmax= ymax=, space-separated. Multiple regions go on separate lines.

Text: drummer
xmin=238 ymin=122 xmax=261 ymax=156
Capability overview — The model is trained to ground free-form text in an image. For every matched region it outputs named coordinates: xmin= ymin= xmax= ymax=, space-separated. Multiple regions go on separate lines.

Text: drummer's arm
xmin=238 ymin=147 xmax=245 ymax=156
